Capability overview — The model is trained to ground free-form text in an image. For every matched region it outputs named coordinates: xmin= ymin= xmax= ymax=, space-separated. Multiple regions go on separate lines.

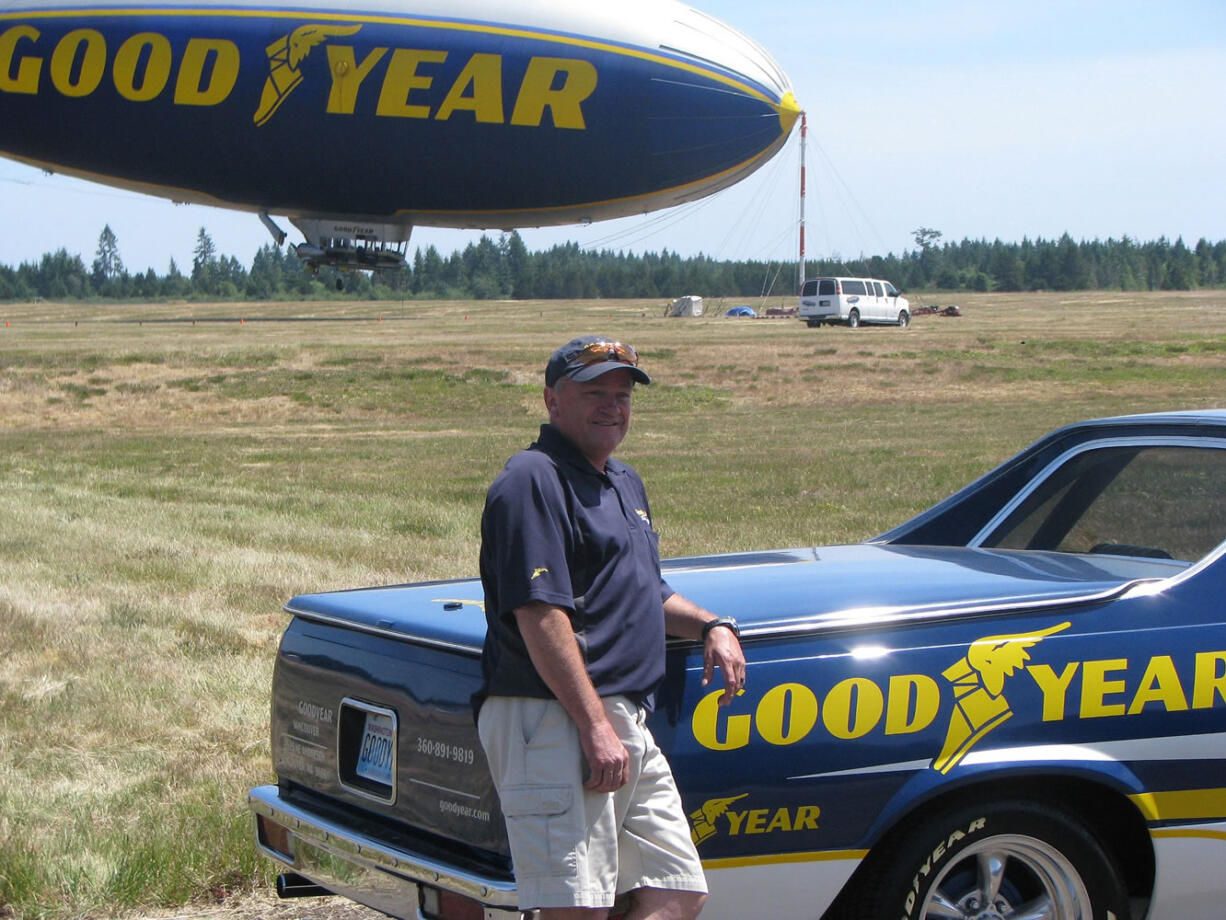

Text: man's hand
xmin=513 ymin=601 xmax=630 ymax=792
xmin=663 ymin=594 xmax=747 ymax=707
xmin=580 ymin=718 xmax=631 ymax=792
xmin=702 ymin=624 xmax=746 ymax=706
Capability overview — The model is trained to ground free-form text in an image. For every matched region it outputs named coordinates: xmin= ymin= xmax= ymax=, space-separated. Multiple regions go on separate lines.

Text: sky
xmin=2 ymin=0 xmax=1224 ymax=275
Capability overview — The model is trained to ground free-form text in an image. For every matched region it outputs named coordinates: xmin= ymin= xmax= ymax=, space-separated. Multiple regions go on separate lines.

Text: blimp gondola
xmin=0 ymin=0 xmax=799 ymax=272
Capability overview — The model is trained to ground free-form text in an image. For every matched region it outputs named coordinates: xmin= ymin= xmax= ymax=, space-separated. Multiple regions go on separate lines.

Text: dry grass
xmin=0 ymin=291 xmax=1224 ymax=918
xmin=5 ymin=291 xmax=1224 ymax=429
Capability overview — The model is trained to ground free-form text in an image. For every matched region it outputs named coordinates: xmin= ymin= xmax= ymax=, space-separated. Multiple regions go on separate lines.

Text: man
xmin=476 ymin=336 xmax=746 ymax=920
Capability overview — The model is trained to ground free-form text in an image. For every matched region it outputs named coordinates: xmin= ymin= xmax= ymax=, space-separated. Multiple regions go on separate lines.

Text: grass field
xmin=1 ymin=290 xmax=1224 ymax=918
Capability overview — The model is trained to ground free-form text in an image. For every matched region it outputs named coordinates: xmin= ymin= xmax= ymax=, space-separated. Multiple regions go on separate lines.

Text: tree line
xmin=2 ymin=225 xmax=1224 ymax=302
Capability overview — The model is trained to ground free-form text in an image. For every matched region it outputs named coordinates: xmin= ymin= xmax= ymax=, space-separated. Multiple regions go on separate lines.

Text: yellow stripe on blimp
xmin=1 ymin=6 xmax=791 ymax=111
xmin=702 ymin=848 xmax=868 ymax=871
xmin=1129 ymin=787 xmax=1226 ymax=822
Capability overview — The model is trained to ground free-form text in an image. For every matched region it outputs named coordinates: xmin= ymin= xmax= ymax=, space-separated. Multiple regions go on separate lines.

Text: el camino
xmin=250 ymin=410 xmax=1226 ymax=920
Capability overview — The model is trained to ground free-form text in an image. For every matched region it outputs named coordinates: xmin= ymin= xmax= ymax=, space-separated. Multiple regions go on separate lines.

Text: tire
xmin=847 ymin=309 xmax=860 ymax=328
xmin=828 ymin=799 xmax=1131 ymax=920
xmin=898 ymin=310 xmax=910 ymax=328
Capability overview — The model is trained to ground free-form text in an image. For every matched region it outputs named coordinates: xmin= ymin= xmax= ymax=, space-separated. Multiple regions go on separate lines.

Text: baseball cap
xmin=545 ymin=336 xmax=652 ymax=387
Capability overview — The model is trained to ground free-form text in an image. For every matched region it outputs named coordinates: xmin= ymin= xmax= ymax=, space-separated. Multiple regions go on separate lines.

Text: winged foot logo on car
xmin=933 ymin=622 xmax=1071 ymax=772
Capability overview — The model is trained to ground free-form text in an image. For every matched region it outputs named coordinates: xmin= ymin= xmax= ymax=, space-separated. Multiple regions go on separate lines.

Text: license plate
xmin=355 ymin=709 xmax=396 ymax=787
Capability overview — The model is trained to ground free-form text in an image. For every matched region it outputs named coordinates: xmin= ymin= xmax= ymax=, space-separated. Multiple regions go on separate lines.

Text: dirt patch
xmin=114 ymin=890 xmax=385 ymax=920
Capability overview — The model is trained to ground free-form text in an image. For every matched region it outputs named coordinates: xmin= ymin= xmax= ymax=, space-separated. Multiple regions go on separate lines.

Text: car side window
xmin=872 ymin=282 xmax=883 ymax=297
xmin=981 ymin=445 xmax=1226 ymax=563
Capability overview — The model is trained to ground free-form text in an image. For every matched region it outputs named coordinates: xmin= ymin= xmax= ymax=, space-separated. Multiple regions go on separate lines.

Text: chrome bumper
xmin=248 ymin=784 xmax=521 ymax=919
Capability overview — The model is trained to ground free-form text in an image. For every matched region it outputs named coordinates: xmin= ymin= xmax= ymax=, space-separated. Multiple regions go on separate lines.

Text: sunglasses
xmin=570 ymin=341 xmax=640 ymax=367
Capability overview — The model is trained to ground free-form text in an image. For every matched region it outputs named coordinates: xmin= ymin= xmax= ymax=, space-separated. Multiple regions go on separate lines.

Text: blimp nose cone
xmin=777 ymin=90 xmax=802 ymax=136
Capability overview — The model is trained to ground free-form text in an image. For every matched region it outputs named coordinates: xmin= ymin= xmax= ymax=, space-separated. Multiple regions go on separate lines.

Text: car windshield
xmin=979 ymin=443 xmax=1226 ymax=564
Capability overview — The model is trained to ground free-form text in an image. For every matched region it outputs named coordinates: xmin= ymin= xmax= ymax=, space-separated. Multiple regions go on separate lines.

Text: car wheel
xmin=898 ymin=310 xmax=910 ymax=328
xmin=847 ymin=309 xmax=860 ymax=328
xmin=827 ymin=799 xmax=1131 ymax=920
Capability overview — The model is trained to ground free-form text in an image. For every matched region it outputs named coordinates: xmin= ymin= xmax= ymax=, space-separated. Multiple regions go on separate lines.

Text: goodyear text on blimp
xmin=0 ymin=22 xmax=599 ymax=129
xmin=0 ymin=25 xmax=238 ymax=104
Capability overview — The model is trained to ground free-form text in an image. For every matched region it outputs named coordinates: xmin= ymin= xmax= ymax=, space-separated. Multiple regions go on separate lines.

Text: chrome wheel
xmin=920 ymin=834 xmax=1093 ymax=919
xmin=824 ymin=799 xmax=1132 ymax=920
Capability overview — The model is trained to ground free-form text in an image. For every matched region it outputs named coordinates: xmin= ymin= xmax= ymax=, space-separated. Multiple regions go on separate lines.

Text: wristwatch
xmin=702 ymin=616 xmax=740 ymax=641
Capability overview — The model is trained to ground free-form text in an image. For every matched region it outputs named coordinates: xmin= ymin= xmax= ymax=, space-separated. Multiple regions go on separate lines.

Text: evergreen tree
xmin=1194 ymin=239 xmax=1217 ymax=287
xmin=988 ymin=240 xmax=1024 ymax=291
xmin=248 ymin=244 xmax=284 ymax=299
xmin=503 ymin=231 xmax=532 ymax=297
xmin=418 ymin=245 xmax=444 ymax=295
xmin=913 ymin=228 xmax=943 ymax=287
xmin=1055 ymin=233 xmax=1090 ymax=290
xmin=91 ymin=224 xmax=126 ymax=290
xmin=411 ymin=248 xmax=426 ymax=294
xmin=1166 ymin=237 xmax=1195 ymax=290
xmin=192 ymin=227 xmax=218 ymax=295
xmin=164 ymin=257 xmax=191 ymax=298
xmin=6 ymin=229 xmax=1226 ymax=302
xmin=37 ymin=249 xmax=91 ymax=299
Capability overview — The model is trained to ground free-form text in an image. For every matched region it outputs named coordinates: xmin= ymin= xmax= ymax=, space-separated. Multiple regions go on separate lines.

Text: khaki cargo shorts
xmin=478 ymin=695 xmax=707 ymax=910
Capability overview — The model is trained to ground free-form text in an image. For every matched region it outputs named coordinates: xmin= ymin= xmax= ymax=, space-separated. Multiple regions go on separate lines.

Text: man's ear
xmin=543 ymin=385 xmax=557 ymax=417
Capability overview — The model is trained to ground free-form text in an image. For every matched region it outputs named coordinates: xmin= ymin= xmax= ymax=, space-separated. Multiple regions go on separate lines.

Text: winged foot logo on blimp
xmin=255 ymin=23 xmax=363 ymax=125
xmin=933 ymin=621 xmax=1071 ymax=773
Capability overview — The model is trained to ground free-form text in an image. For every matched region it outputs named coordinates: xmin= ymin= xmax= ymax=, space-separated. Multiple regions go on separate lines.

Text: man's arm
xmin=663 ymin=593 xmax=746 ymax=706
xmin=513 ymin=601 xmax=630 ymax=793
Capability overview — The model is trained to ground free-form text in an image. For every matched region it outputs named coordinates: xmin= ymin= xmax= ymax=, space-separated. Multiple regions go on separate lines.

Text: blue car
xmin=250 ymin=410 xmax=1226 ymax=920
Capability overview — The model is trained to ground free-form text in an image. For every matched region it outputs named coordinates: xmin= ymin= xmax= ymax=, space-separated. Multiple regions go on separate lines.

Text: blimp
xmin=0 ymin=0 xmax=799 ymax=272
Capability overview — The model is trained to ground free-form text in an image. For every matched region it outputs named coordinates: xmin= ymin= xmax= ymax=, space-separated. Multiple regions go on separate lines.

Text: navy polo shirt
xmin=477 ymin=424 xmax=674 ymax=705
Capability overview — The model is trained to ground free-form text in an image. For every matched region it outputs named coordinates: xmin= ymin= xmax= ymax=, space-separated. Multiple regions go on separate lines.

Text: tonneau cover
xmin=284 ymin=545 xmax=1180 ymax=646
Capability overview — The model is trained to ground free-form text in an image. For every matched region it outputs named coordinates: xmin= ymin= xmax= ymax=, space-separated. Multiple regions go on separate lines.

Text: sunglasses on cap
xmin=570 ymin=340 xmax=640 ymax=368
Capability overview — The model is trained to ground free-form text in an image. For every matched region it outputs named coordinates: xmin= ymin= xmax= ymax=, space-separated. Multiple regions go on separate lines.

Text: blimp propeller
xmin=0 ymin=0 xmax=800 ymax=275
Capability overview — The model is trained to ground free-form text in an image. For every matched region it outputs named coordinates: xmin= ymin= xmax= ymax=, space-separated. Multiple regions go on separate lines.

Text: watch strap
xmin=702 ymin=616 xmax=740 ymax=640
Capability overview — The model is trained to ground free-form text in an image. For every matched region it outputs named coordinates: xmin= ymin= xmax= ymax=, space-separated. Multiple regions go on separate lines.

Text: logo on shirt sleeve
xmin=635 ymin=509 xmax=652 ymax=527
xmin=530 ymin=567 xmax=550 ymax=580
